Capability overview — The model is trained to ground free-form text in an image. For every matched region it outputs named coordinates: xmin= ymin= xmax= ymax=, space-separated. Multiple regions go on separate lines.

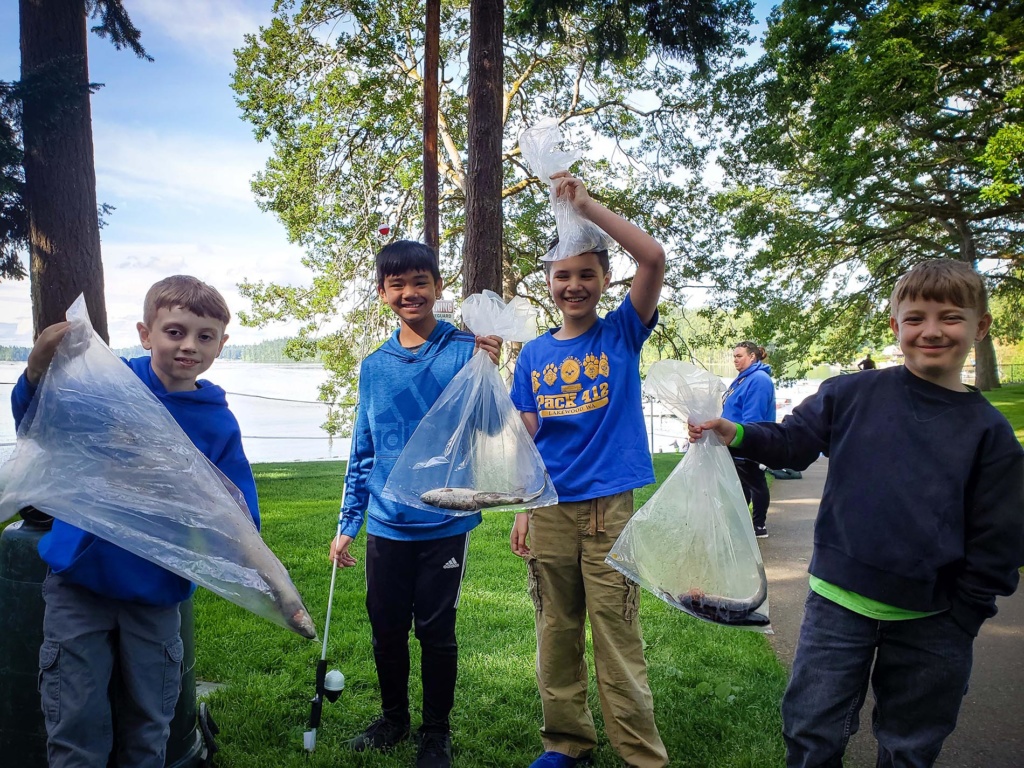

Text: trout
xmin=661 ymin=568 xmax=770 ymax=627
xmin=420 ymin=486 xmax=544 ymax=512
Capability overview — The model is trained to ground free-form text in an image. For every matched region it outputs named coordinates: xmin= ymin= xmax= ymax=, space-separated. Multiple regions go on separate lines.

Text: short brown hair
xmin=143 ymin=275 xmax=231 ymax=326
xmin=734 ymin=341 xmax=767 ymax=361
xmin=890 ymin=260 xmax=988 ymax=316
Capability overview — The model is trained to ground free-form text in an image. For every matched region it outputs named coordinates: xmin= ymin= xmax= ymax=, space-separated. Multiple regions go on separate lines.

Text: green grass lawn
xmin=983 ymin=383 xmax=1024 ymax=441
xmin=193 ymin=455 xmax=788 ymax=767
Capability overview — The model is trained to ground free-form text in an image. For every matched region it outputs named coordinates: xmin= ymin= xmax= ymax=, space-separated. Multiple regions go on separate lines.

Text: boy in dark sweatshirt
xmin=689 ymin=260 xmax=1024 ymax=768
xmin=12 ymin=275 xmax=259 ymax=768
xmin=328 ymin=241 xmax=499 ymax=768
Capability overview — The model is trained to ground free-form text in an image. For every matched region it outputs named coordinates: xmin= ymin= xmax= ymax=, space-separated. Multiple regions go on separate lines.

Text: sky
xmin=0 ymin=0 xmax=308 ymax=347
xmin=0 ymin=1 xmax=774 ymax=349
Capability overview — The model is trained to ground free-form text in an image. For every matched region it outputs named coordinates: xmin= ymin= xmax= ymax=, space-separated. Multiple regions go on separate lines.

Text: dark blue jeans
xmin=782 ymin=591 xmax=974 ymax=768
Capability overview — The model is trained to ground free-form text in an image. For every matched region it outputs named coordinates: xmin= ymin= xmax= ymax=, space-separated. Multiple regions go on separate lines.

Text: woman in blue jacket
xmin=722 ymin=342 xmax=776 ymax=538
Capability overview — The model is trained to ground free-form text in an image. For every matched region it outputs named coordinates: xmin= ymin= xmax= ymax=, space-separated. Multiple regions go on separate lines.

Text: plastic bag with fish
xmin=0 ymin=295 xmax=316 ymax=639
xmin=606 ymin=360 xmax=771 ymax=632
xmin=519 ymin=118 xmax=611 ymax=262
xmin=382 ymin=291 xmax=558 ymax=516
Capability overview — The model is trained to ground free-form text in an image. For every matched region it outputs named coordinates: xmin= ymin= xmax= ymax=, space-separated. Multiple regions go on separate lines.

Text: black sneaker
xmin=347 ymin=716 xmax=410 ymax=752
xmin=754 ymin=525 xmax=768 ymax=539
xmin=416 ymin=729 xmax=452 ymax=768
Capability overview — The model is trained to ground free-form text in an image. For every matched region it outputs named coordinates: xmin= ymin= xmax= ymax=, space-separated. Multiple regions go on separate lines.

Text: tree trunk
xmin=974 ymin=334 xmax=1000 ymax=391
xmin=20 ymin=0 xmax=108 ymax=341
xmin=462 ymin=0 xmax=504 ymax=297
xmin=423 ymin=0 xmax=440 ymax=254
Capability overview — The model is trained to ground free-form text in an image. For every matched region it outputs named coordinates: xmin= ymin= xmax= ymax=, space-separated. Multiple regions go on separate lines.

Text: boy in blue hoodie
xmin=11 ymin=275 xmax=259 ymax=768
xmin=722 ymin=341 xmax=776 ymax=538
xmin=328 ymin=240 xmax=500 ymax=768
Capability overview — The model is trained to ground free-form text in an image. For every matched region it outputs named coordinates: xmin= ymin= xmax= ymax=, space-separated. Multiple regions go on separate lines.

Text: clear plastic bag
xmin=382 ymin=291 xmax=558 ymax=515
xmin=0 ymin=295 xmax=316 ymax=639
xmin=606 ymin=360 xmax=771 ymax=631
xmin=519 ymin=118 xmax=611 ymax=262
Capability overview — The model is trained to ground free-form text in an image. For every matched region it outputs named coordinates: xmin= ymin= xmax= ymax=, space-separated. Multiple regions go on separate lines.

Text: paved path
xmin=761 ymin=458 xmax=1024 ymax=768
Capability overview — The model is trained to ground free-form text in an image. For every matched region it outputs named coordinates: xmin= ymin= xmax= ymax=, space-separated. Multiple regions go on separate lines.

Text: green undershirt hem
xmin=809 ymin=576 xmax=941 ymax=621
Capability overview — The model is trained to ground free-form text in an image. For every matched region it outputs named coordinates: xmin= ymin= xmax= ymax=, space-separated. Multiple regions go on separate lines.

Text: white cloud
xmin=131 ymin=0 xmax=267 ymax=62
xmin=94 ymin=123 xmax=269 ymax=211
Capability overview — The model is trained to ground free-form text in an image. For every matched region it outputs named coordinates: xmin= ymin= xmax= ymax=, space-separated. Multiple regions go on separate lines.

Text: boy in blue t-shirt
xmin=509 ymin=172 xmax=669 ymax=768
xmin=327 ymin=241 xmax=499 ymax=768
xmin=689 ymin=260 xmax=1024 ymax=767
xmin=11 ymin=275 xmax=259 ymax=768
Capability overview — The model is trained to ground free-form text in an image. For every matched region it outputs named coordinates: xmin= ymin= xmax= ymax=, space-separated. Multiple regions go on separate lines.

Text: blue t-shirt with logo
xmin=510 ymin=295 xmax=657 ymax=502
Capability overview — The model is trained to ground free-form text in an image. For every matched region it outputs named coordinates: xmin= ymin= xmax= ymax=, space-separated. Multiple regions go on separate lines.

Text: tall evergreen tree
xmin=17 ymin=0 xmax=149 ymax=341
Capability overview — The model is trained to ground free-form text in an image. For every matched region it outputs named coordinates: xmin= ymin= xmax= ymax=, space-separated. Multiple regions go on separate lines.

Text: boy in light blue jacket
xmin=328 ymin=241 xmax=499 ymax=768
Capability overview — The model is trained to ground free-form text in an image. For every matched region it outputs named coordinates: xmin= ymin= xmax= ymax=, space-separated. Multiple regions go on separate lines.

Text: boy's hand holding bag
xmin=519 ymin=118 xmax=611 ymax=262
xmin=606 ymin=360 xmax=771 ymax=631
xmin=382 ymin=291 xmax=558 ymax=515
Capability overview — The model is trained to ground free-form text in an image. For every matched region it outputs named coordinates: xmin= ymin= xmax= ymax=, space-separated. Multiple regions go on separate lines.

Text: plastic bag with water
xmin=519 ymin=118 xmax=611 ymax=262
xmin=382 ymin=291 xmax=558 ymax=515
xmin=606 ymin=360 xmax=771 ymax=631
xmin=0 ymin=295 xmax=316 ymax=639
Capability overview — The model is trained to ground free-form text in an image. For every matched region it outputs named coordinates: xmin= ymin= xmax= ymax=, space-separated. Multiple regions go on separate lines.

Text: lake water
xmin=0 ymin=360 xmax=349 ymax=465
xmin=0 ymin=360 xmax=823 ymax=466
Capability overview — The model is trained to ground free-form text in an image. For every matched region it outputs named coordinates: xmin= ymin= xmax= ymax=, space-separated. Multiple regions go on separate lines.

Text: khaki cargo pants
xmin=526 ymin=490 xmax=668 ymax=767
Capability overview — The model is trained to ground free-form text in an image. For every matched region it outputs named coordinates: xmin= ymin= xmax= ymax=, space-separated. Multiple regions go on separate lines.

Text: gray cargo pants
xmin=39 ymin=572 xmax=183 ymax=768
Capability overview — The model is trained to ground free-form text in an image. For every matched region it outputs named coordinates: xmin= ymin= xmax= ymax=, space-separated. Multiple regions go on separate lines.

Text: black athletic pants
xmin=734 ymin=458 xmax=770 ymax=529
xmin=365 ymin=532 xmax=469 ymax=733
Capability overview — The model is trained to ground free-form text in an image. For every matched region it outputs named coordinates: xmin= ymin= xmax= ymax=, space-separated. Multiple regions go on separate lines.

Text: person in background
xmin=722 ymin=341 xmax=776 ymax=538
xmin=858 ymin=354 xmax=877 ymax=370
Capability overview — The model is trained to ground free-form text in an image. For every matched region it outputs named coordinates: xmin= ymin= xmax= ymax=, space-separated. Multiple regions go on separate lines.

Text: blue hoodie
xmin=722 ymin=360 xmax=776 ymax=424
xmin=340 ymin=321 xmax=482 ymax=541
xmin=11 ymin=357 xmax=260 ymax=606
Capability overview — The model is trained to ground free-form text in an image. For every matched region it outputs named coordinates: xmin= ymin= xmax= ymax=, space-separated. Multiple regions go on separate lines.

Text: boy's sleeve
xmin=606 ymin=294 xmax=658 ymax=355
xmin=950 ymin=439 xmax=1024 ymax=636
xmin=339 ymin=373 xmax=373 ymax=539
xmin=736 ymin=381 xmax=833 ymax=470
xmin=509 ymin=346 xmax=537 ymax=413
xmin=11 ymin=370 xmax=36 ymax=429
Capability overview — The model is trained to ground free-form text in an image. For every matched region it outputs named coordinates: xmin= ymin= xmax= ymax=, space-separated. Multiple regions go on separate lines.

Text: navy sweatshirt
xmin=12 ymin=357 xmax=259 ymax=606
xmin=735 ymin=365 xmax=1024 ymax=636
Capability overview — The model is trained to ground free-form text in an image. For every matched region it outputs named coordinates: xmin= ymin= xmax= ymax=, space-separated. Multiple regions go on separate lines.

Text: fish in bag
xmin=606 ymin=360 xmax=771 ymax=631
xmin=0 ymin=295 xmax=316 ymax=638
xmin=382 ymin=290 xmax=558 ymax=515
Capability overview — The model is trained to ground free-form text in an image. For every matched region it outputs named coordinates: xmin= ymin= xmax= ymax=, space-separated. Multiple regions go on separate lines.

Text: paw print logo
xmin=560 ymin=356 xmax=581 ymax=384
xmin=599 ymin=353 xmax=610 ymax=377
xmin=532 ymin=370 xmax=541 ymax=392
xmin=543 ymin=363 xmax=558 ymax=387
xmin=583 ymin=353 xmax=600 ymax=379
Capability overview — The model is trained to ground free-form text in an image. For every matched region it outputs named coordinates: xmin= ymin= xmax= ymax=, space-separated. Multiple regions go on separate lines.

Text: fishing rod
xmin=303 ymin=290 xmax=386 ymax=754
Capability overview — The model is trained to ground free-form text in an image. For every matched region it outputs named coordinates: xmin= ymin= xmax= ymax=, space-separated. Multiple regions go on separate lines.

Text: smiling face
xmin=733 ymin=346 xmax=757 ymax=373
xmin=137 ymin=306 xmax=228 ymax=392
xmin=377 ymin=269 xmax=442 ymax=333
xmin=545 ymin=251 xmax=611 ymax=330
xmin=890 ymin=298 xmax=991 ymax=390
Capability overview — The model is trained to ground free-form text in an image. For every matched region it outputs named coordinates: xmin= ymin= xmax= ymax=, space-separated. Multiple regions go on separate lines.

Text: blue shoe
xmin=529 ymin=751 xmax=585 ymax=767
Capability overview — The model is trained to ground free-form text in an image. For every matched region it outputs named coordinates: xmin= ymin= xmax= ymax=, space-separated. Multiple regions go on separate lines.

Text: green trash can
xmin=0 ymin=510 xmax=210 ymax=767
